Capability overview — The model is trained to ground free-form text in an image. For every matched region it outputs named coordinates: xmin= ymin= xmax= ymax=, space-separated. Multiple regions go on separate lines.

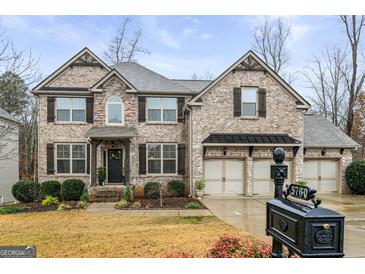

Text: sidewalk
xmin=86 ymin=202 xmax=213 ymax=217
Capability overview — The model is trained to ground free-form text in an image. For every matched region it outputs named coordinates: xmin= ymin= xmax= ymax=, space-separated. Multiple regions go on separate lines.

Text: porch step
xmin=89 ymin=187 xmax=123 ymax=203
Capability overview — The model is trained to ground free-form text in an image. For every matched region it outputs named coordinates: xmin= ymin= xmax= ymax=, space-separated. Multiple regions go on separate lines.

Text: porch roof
xmin=85 ymin=126 xmax=135 ymax=139
xmin=202 ymin=133 xmax=301 ymax=146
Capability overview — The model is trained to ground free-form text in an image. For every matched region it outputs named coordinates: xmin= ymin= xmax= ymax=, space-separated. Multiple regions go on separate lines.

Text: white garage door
xmin=204 ymin=160 xmax=244 ymax=195
xmin=252 ymin=159 xmax=293 ymax=195
xmin=303 ymin=160 xmax=338 ymax=192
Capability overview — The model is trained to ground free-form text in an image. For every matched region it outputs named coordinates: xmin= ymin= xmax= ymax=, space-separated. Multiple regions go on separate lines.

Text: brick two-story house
xmin=32 ymin=47 xmax=358 ymax=197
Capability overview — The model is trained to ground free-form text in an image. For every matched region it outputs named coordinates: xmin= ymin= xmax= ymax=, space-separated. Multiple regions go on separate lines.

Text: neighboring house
xmin=0 ymin=107 xmax=20 ymax=203
xmin=32 ymin=47 xmax=358 ymax=197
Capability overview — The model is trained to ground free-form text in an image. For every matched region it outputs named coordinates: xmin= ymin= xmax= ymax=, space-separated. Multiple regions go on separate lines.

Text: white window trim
xmin=56 ymin=97 xmax=86 ymax=123
xmin=55 ymin=143 xmax=87 ymax=175
xmin=146 ymin=143 xmax=177 ymax=176
xmin=146 ymin=97 xmax=177 ymax=123
xmin=106 ymin=96 xmax=124 ymax=126
xmin=241 ymin=87 xmax=258 ymax=118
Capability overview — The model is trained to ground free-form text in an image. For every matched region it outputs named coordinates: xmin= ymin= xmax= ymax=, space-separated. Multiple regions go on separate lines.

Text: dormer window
xmin=107 ymin=96 xmax=124 ymax=125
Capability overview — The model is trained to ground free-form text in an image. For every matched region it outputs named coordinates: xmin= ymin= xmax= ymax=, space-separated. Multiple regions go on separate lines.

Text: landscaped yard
xmin=0 ymin=211 xmax=251 ymax=258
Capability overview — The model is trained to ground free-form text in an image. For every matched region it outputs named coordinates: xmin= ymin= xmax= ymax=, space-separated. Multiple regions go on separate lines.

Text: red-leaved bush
xmin=207 ymin=235 xmax=272 ymax=258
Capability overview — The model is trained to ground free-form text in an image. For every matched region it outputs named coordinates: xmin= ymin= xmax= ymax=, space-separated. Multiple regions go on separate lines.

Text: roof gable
xmin=32 ymin=47 xmax=111 ymax=92
xmin=189 ymin=50 xmax=310 ymax=109
xmin=90 ymin=69 xmax=137 ymax=92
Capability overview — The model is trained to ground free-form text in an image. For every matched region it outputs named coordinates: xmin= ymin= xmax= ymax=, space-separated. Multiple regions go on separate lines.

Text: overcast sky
xmin=0 ymin=15 xmax=353 ymax=99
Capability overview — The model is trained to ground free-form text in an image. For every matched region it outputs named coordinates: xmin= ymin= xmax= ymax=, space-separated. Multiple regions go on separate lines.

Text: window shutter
xmin=258 ymin=88 xmax=267 ymax=117
xmin=47 ymin=97 xmax=55 ymax=122
xmin=86 ymin=97 xmax=94 ymax=123
xmin=87 ymin=144 xmax=90 ymax=174
xmin=47 ymin=143 xmax=55 ymax=174
xmin=138 ymin=144 xmax=146 ymax=175
xmin=138 ymin=96 xmax=146 ymax=122
xmin=233 ymin=88 xmax=241 ymax=117
xmin=177 ymin=97 xmax=185 ymax=122
xmin=178 ymin=144 xmax=185 ymax=175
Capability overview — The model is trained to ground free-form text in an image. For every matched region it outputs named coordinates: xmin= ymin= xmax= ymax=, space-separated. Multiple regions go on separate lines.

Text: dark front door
xmin=108 ymin=149 xmax=123 ymax=183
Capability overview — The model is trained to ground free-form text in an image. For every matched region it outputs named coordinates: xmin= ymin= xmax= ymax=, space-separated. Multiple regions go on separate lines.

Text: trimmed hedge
xmin=11 ymin=181 xmax=40 ymax=203
xmin=346 ymin=160 xmax=365 ymax=194
xmin=144 ymin=182 xmax=160 ymax=199
xmin=167 ymin=180 xmax=185 ymax=197
xmin=61 ymin=179 xmax=85 ymax=201
xmin=40 ymin=180 xmax=61 ymax=198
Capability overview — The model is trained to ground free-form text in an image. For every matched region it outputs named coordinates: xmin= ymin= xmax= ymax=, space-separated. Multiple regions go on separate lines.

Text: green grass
xmin=0 ymin=204 xmax=29 ymax=214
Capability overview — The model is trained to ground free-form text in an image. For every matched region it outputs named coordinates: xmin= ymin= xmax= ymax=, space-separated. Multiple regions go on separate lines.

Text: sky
xmin=0 ymin=15 xmax=352 ymax=99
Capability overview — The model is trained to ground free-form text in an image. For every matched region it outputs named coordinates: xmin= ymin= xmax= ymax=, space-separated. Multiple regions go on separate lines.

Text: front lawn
xmin=0 ymin=211 xmax=251 ymax=257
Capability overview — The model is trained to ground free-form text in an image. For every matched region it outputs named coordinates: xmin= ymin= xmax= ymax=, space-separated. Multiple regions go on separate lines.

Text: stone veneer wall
xmin=304 ymin=148 xmax=353 ymax=193
xmin=191 ymin=69 xmax=305 ymax=195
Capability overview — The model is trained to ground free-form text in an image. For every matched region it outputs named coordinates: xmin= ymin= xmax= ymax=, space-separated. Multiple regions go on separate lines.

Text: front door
xmin=108 ymin=149 xmax=123 ymax=183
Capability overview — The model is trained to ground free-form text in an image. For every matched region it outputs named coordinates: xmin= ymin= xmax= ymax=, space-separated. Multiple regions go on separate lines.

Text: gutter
xmin=186 ymin=104 xmax=193 ymax=197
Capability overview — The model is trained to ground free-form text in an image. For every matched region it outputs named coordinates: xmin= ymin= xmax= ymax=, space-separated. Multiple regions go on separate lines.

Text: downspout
xmin=186 ymin=104 xmax=193 ymax=197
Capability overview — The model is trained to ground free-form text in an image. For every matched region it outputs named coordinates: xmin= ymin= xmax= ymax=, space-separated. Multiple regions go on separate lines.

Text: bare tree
xmin=104 ymin=18 xmax=150 ymax=64
xmin=191 ymin=70 xmax=215 ymax=80
xmin=339 ymin=15 xmax=365 ymax=136
xmin=253 ymin=17 xmax=291 ymax=77
xmin=303 ymin=46 xmax=348 ymax=127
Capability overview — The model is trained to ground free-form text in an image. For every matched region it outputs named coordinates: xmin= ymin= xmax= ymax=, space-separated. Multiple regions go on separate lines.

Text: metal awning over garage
xmin=85 ymin=126 xmax=135 ymax=139
xmin=202 ymin=133 xmax=301 ymax=146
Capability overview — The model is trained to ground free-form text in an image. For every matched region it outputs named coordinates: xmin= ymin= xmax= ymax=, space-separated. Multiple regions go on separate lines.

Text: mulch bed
xmin=116 ymin=197 xmax=206 ymax=210
xmin=4 ymin=201 xmax=80 ymax=214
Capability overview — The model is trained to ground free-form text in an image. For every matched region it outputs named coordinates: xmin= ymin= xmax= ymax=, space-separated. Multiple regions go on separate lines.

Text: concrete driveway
xmin=202 ymin=193 xmax=365 ymax=257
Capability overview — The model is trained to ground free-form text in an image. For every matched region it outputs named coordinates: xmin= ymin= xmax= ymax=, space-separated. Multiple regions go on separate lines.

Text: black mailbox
xmin=266 ymin=148 xmax=345 ymax=258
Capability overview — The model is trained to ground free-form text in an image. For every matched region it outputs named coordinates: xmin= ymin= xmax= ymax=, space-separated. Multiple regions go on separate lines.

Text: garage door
xmin=303 ymin=160 xmax=338 ymax=192
xmin=252 ymin=159 xmax=293 ymax=195
xmin=204 ymin=160 xmax=244 ymax=195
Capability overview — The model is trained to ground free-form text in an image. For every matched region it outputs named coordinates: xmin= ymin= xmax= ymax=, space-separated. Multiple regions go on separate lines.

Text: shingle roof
xmin=111 ymin=62 xmax=195 ymax=94
xmin=85 ymin=126 xmax=135 ymax=139
xmin=0 ymin=107 xmax=20 ymax=124
xmin=172 ymin=79 xmax=212 ymax=92
xmin=303 ymin=113 xmax=359 ymax=148
xmin=202 ymin=133 xmax=301 ymax=145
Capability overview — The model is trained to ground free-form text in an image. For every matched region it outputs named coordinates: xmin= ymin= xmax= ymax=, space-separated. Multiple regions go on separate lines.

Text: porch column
xmin=124 ymin=140 xmax=130 ymax=184
xmin=90 ymin=139 xmax=97 ymax=187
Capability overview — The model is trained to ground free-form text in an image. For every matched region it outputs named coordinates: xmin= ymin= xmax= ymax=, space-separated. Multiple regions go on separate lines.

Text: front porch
xmin=86 ymin=126 xmax=135 ymax=187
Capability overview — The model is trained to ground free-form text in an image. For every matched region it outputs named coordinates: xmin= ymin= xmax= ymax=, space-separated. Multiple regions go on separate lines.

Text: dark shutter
xmin=47 ymin=143 xmax=55 ymax=174
xmin=233 ymin=88 xmax=241 ymax=117
xmin=86 ymin=97 xmax=94 ymax=123
xmin=177 ymin=97 xmax=185 ymax=122
xmin=138 ymin=96 xmax=146 ymax=122
xmin=258 ymin=88 xmax=267 ymax=117
xmin=138 ymin=144 xmax=146 ymax=175
xmin=178 ymin=144 xmax=185 ymax=175
xmin=86 ymin=144 xmax=90 ymax=174
xmin=47 ymin=97 xmax=55 ymax=122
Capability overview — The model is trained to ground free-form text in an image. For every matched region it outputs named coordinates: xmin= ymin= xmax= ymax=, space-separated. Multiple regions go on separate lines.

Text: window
xmin=241 ymin=87 xmax=257 ymax=116
xmin=107 ymin=96 xmax=123 ymax=125
xmin=56 ymin=144 xmax=86 ymax=174
xmin=56 ymin=98 xmax=86 ymax=122
xmin=147 ymin=144 xmax=176 ymax=174
xmin=147 ymin=98 xmax=177 ymax=122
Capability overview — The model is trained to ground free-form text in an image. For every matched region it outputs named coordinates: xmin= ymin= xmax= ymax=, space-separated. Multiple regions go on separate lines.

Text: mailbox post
xmin=266 ymin=147 xmax=345 ymax=258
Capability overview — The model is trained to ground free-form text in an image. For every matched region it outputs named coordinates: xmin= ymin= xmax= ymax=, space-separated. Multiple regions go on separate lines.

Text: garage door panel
xmin=320 ymin=179 xmax=337 ymax=192
xmin=304 ymin=161 xmax=318 ymax=178
xmin=321 ymin=161 xmax=337 ymax=178
xmin=253 ymin=160 xmax=271 ymax=180
xmin=253 ymin=180 xmax=271 ymax=194
xmin=306 ymin=180 xmax=319 ymax=190
xmin=205 ymin=160 xmax=222 ymax=179
xmin=225 ymin=160 xmax=244 ymax=194
xmin=303 ymin=160 xmax=338 ymax=193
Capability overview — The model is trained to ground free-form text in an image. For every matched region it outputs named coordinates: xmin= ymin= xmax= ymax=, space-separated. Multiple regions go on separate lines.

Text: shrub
xmin=40 ymin=180 xmax=61 ymax=198
xmin=61 ymin=179 xmax=85 ymax=201
xmin=185 ymin=201 xmax=202 ymax=209
xmin=195 ymin=179 xmax=205 ymax=190
xmin=346 ymin=160 xmax=365 ymax=194
xmin=167 ymin=180 xmax=185 ymax=197
xmin=57 ymin=203 xmax=72 ymax=211
xmin=80 ymin=188 xmax=89 ymax=203
xmin=131 ymin=201 xmax=141 ymax=209
xmin=77 ymin=201 xmax=88 ymax=209
xmin=41 ymin=195 xmax=59 ymax=206
xmin=207 ymin=235 xmax=272 ymax=258
xmin=295 ymin=180 xmax=307 ymax=186
xmin=121 ymin=185 xmax=134 ymax=202
xmin=11 ymin=181 xmax=40 ymax=203
xmin=115 ymin=199 xmax=128 ymax=208
xmin=144 ymin=182 xmax=161 ymax=199
xmin=0 ymin=204 xmax=29 ymax=214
